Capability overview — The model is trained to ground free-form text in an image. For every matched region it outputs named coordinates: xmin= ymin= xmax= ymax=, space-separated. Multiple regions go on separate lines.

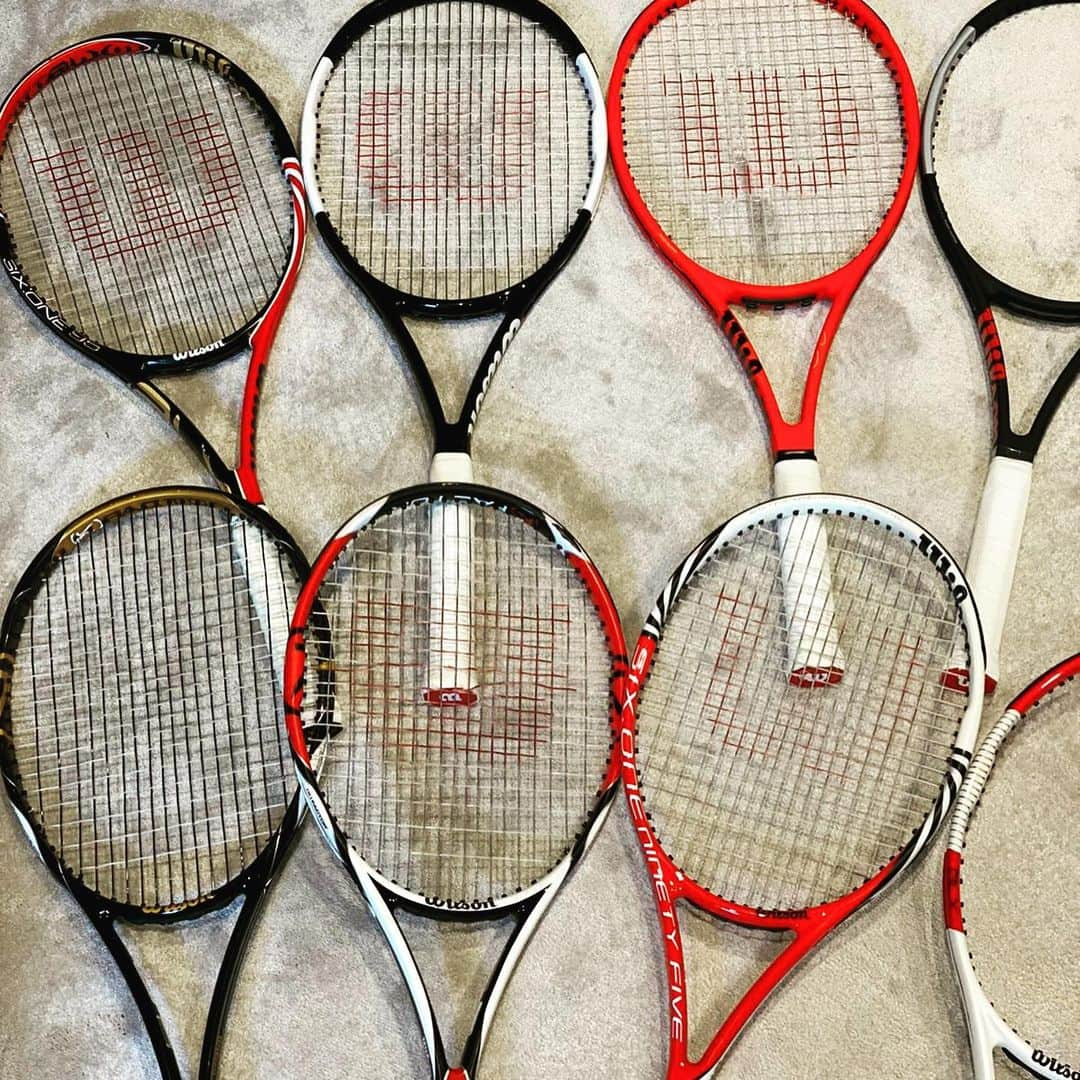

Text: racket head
xmin=625 ymin=494 xmax=984 ymax=916
xmin=0 ymin=33 xmax=305 ymax=379
xmin=944 ymin=653 xmax=1080 ymax=1079
xmin=608 ymin=0 xmax=920 ymax=307
xmin=301 ymin=0 xmax=606 ymax=317
xmin=285 ymin=483 xmax=625 ymax=914
xmin=921 ymin=0 xmax=1080 ymax=323
xmin=0 ymin=487 xmax=306 ymax=924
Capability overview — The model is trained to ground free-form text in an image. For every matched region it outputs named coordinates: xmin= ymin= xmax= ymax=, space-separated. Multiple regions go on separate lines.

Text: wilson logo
xmin=468 ymin=319 xmax=522 ymax=432
xmin=917 ymin=535 xmax=969 ymax=604
xmin=1032 ymin=1051 xmax=1079 ymax=1078
xmin=667 ymin=68 xmax=864 ymax=196
xmin=425 ymin=895 xmax=496 ymax=911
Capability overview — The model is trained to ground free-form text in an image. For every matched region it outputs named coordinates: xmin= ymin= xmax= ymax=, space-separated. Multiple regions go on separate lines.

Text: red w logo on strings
xmin=29 ymin=112 xmax=243 ymax=260
xmin=358 ymin=87 xmax=547 ymax=208
xmin=666 ymin=68 xmax=863 ymax=197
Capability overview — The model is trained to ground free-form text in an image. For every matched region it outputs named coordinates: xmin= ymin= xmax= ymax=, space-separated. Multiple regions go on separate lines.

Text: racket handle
xmin=773 ymin=458 xmax=844 ymax=687
xmin=946 ymin=456 xmax=1032 ymax=694
xmin=426 ymin=453 xmax=477 ymax=707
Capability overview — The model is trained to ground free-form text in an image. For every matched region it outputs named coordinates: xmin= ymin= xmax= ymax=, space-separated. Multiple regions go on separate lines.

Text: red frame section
xmin=943 ymin=652 xmax=1080 ymax=937
xmin=607 ymin=0 xmax=920 ymax=458
xmin=621 ymin=633 xmax=900 ymax=1079
xmin=0 ymin=38 xmax=149 ymax=142
xmin=237 ymin=157 xmax=307 ymax=505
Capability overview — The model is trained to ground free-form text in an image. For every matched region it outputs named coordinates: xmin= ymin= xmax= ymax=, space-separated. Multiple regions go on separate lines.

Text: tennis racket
xmin=285 ymin=486 xmax=625 ymax=1080
xmin=301 ymin=0 xmax=605 ymax=709
xmin=621 ymin=493 xmax=985 ymax=1079
xmin=944 ymin=652 xmax=1080 ymax=1078
xmin=0 ymin=33 xmax=308 ymax=1079
xmin=922 ymin=0 xmax=1080 ymax=694
xmin=609 ymin=0 xmax=920 ymax=689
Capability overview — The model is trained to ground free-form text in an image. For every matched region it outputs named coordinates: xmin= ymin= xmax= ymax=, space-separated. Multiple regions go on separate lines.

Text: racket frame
xmin=0 ymin=487 xmax=310 ymax=1080
xmin=943 ymin=652 xmax=1080 ymax=1079
xmin=920 ymin=0 xmax=1080 ymax=691
xmin=620 ymin=493 xmax=986 ymax=1080
xmin=0 ymin=32 xmax=307 ymax=505
xmin=608 ymin=0 xmax=920 ymax=461
xmin=284 ymin=482 xmax=626 ymax=1080
xmin=300 ymin=0 xmax=606 ymax=460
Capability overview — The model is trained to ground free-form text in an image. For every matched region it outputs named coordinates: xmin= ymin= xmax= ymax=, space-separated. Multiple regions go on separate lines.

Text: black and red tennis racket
xmin=610 ymin=0 xmax=920 ymax=689
xmin=287 ymin=3 xmax=622 ymax=1078
xmin=622 ymin=494 xmax=985 ymax=1079
xmin=945 ymin=653 xmax=1080 ymax=1078
xmin=0 ymin=34 xmax=308 ymax=1079
xmin=922 ymin=0 xmax=1080 ymax=694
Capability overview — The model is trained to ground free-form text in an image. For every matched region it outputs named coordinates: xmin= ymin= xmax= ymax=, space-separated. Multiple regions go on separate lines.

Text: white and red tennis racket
xmin=944 ymin=652 xmax=1080 ymax=1079
xmin=610 ymin=0 xmax=920 ymax=688
xmin=621 ymin=494 xmax=985 ymax=1079
xmin=922 ymin=0 xmax=1080 ymax=693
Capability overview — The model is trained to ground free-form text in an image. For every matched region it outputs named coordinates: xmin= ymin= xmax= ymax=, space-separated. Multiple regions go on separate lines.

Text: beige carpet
xmin=0 ymin=1 xmax=1077 ymax=1077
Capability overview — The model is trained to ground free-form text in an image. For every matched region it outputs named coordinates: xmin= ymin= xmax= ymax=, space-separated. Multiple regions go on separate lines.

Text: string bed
xmin=314 ymin=1 xmax=594 ymax=300
xmin=637 ymin=512 xmax=969 ymax=913
xmin=6 ymin=500 xmax=300 ymax=911
xmin=306 ymin=498 xmax=614 ymax=905
xmin=619 ymin=0 xmax=907 ymax=285
xmin=0 ymin=51 xmax=292 ymax=355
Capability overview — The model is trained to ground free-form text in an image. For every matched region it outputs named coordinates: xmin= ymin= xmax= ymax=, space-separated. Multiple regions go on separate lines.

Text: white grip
xmin=957 ymin=456 xmax=1033 ymax=690
xmin=773 ymin=458 xmax=844 ymax=686
xmin=427 ymin=453 xmax=477 ymax=706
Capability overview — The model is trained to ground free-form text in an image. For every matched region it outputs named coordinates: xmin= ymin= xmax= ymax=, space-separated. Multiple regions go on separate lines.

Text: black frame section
xmin=920 ymin=0 xmax=1080 ymax=460
xmin=306 ymin=0 xmax=601 ymax=454
xmin=0 ymin=486 xmax=314 ymax=1080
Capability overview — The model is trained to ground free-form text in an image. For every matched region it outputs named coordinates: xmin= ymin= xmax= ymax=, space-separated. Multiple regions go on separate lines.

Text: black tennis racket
xmin=922 ymin=0 xmax=1080 ymax=694
xmin=0 ymin=33 xmax=309 ymax=1078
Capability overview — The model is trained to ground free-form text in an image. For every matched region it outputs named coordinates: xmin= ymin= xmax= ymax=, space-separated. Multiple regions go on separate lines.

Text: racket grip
xmin=773 ymin=458 xmax=844 ymax=687
xmin=946 ymin=456 xmax=1032 ymax=694
xmin=427 ymin=453 xmax=477 ymax=707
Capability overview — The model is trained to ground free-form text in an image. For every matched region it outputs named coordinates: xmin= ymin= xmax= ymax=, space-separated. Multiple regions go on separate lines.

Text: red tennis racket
xmin=621 ymin=494 xmax=985 ymax=1079
xmin=609 ymin=0 xmax=919 ymax=688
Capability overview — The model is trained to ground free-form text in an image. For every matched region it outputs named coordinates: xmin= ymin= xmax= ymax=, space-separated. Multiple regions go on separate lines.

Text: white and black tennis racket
xmin=300 ymin=0 xmax=606 ymax=709
xmin=945 ymin=653 xmax=1080 ymax=1078
xmin=922 ymin=0 xmax=1080 ymax=694
xmin=621 ymin=494 xmax=985 ymax=1079
xmin=0 ymin=34 xmax=309 ymax=1079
